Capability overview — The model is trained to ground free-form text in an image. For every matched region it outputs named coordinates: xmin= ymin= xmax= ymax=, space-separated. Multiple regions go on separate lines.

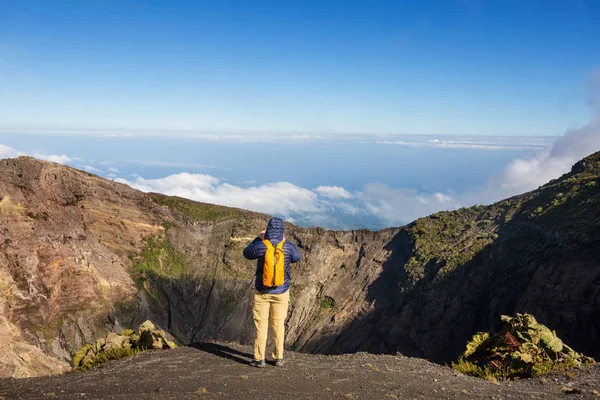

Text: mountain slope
xmin=0 ymin=153 xmax=598 ymax=378
xmin=324 ymin=152 xmax=600 ymax=361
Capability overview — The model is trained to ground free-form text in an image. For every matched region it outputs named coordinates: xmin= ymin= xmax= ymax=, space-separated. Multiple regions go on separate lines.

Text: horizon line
xmin=0 ymin=128 xmax=562 ymax=139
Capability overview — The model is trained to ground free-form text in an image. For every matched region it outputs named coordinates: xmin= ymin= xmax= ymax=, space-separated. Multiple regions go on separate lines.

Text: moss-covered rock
xmin=452 ymin=313 xmax=595 ymax=380
xmin=72 ymin=320 xmax=177 ymax=371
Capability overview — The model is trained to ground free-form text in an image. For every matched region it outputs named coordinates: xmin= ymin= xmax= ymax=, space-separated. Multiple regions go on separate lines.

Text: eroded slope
xmin=0 ymin=153 xmax=599 ymax=378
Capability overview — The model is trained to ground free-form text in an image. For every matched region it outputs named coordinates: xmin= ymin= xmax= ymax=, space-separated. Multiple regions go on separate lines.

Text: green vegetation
xmin=132 ymin=234 xmax=188 ymax=280
xmin=452 ymin=314 xmax=594 ymax=380
xmin=74 ymin=346 xmax=143 ymax=371
xmin=35 ymin=326 xmax=48 ymax=336
xmin=405 ymin=206 xmax=504 ymax=282
xmin=320 ymin=296 xmax=335 ymax=311
xmin=73 ymin=320 xmax=176 ymax=371
xmin=149 ymin=193 xmax=241 ymax=223
xmin=402 ymin=152 xmax=600 ymax=289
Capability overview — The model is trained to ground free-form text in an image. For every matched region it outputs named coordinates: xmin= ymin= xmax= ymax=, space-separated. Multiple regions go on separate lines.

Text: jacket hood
xmin=265 ymin=217 xmax=284 ymax=242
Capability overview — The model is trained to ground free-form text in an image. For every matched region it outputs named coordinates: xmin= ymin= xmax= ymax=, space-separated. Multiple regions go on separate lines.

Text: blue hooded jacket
xmin=243 ymin=217 xmax=301 ymax=294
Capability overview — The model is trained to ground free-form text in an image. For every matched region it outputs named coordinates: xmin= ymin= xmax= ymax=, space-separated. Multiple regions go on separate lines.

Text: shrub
xmin=320 ymin=296 xmax=335 ymax=310
xmin=452 ymin=314 xmax=594 ymax=380
xmin=73 ymin=320 xmax=177 ymax=371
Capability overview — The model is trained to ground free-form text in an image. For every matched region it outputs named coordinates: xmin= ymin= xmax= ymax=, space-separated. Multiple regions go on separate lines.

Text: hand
xmin=258 ymin=230 xmax=266 ymax=239
xmin=283 ymin=234 xmax=286 ymax=241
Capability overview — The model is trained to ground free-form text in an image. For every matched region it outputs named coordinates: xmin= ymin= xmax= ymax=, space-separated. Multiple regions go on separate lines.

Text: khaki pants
xmin=252 ymin=290 xmax=290 ymax=361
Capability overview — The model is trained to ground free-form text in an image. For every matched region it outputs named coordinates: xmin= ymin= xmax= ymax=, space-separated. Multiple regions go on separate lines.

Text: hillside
xmin=0 ymin=153 xmax=599 ymax=378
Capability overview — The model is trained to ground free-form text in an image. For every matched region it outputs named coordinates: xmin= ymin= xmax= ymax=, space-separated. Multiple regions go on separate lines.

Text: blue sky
xmin=1 ymin=0 xmax=599 ymax=135
xmin=1 ymin=1 xmax=600 ymax=229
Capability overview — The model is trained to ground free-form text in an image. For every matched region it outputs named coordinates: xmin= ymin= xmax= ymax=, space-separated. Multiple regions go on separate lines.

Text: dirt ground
xmin=0 ymin=343 xmax=599 ymax=399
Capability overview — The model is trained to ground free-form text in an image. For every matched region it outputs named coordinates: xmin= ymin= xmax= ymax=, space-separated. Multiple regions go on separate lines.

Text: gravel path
xmin=1 ymin=343 xmax=598 ymax=399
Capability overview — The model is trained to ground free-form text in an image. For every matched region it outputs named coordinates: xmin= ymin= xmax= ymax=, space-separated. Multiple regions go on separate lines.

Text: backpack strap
xmin=262 ymin=239 xmax=285 ymax=251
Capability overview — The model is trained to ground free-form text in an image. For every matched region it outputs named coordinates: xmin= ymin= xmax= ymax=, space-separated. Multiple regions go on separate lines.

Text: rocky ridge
xmin=0 ymin=153 xmax=598 ymax=378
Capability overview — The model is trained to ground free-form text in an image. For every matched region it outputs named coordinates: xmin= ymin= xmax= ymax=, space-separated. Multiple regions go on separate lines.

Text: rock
xmin=72 ymin=320 xmax=177 ymax=370
xmin=0 ymin=339 xmax=71 ymax=378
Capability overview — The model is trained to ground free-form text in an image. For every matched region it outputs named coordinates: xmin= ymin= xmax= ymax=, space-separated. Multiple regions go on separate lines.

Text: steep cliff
xmin=0 ymin=153 xmax=598 ymax=378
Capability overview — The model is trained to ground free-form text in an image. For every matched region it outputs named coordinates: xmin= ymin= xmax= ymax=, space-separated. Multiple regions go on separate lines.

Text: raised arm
xmin=243 ymin=231 xmax=266 ymax=260
xmin=243 ymin=237 xmax=264 ymax=260
xmin=288 ymin=242 xmax=301 ymax=263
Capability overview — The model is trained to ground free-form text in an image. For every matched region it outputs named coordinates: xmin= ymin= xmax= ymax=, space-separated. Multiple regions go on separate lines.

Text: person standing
xmin=243 ymin=217 xmax=301 ymax=367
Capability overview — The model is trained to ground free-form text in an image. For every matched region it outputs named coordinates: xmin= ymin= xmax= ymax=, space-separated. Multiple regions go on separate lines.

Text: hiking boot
xmin=249 ymin=359 xmax=266 ymax=368
xmin=274 ymin=358 xmax=284 ymax=367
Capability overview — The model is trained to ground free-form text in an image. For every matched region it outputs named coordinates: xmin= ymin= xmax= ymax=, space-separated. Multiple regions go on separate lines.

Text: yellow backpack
xmin=262 ymin=239 xmax=285 ymax=287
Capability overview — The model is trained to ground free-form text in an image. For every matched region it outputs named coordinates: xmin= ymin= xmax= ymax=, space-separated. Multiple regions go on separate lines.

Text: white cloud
xmin=357 ymin=184 xmax=458 ymax=225
xmin=116 ymin=173 xmax=322 ymax=216
xmin=115 ymin=169 xmax=453 ymax=227
xmin=0 ymin=144 xmax=19 ymax=159
xmin=103 ymin=133 xmax=134 ymax=137
xmin=125 ymin=160 xmax=219 ymax=169
xmin=290 ymin=134 xmax=323 ymax=140
xmin=116 ymin=172 xmax=376 ymax=225
xmin=83 ymin=165 xmax=102 ymax=173
xmin=471 ymin=120 xmax=600 ymax=204
xmin=30 ymin=151 xmax=71 ymax=164
xmin=433 ymin=193 xmax=453 ymax=203
xmin=314 ymin=186 xmax=354 ymax=199
xmin=363 ymin=75 xmax=600 ymax=224
xmin=357 ymin=115 xmax=599 ymax=225
xmin=0 ymin=145 xmax=72 ymax=165
xmin=339 ymin=101 xmax=599 ymax=226
xmin=335 ymin=202 xmax=362 ymax=215
xmin=98 ymin=161 xmax=117 ymax=166
xmin=376 ymin=137 xmax=553 ymax=151
xmin=107 ymin=167 xmax=119 ymax=173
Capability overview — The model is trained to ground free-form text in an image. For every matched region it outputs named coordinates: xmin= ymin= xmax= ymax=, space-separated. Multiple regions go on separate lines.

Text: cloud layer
xmin=116 ymin=174 xmax=325 ymax=216
xmin=1 ymin=99 xmax=598 ymax=230
xmin=112 ymin=101 xmax=600 ymax=228
xmin=314 ymin=186 xmax=353 ymax=199
xmin=376 ymin=137 xmax=553 ymax=151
